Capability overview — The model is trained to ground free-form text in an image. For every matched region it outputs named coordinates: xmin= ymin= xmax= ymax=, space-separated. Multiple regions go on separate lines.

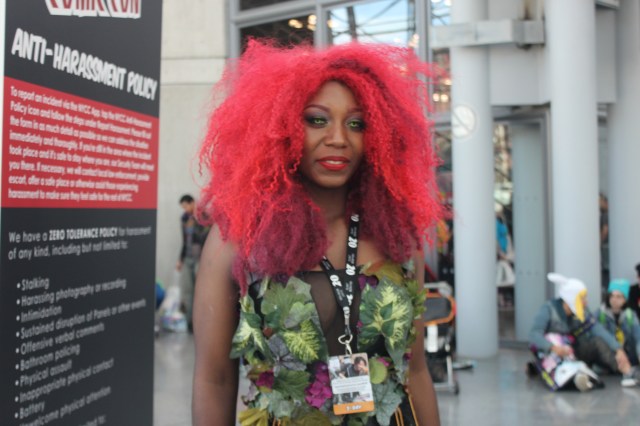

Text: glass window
xmin=326 ymin=0 xmax=418 ymax=50
xmin=493 ymin=124 xmax=512 ymax=208
xmin=431 ymin=49 xmax=451 ymax=113
xmin=430 ymin=0 xmax=451 ymax=113
xmin=240 ymin=15 xmax=316 ymax=50
xmin=430 ymin=0 xmax=451 ymax=26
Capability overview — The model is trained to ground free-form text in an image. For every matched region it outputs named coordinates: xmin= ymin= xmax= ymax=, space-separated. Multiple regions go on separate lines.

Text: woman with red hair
xmin=193 ymin=40 xmax=441 ymax=425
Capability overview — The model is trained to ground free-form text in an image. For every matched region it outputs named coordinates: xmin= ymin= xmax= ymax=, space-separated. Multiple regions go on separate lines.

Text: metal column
xmin=451 ymin=0 xmax=498 ymax=357
xmin=545 ymin=0 xmax=600 ymax=308
xmin=608 ymin=0 xmax=640 ymax=284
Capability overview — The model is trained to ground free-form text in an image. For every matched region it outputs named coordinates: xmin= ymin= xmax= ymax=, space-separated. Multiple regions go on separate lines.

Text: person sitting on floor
xmin=529 ymin=273 xmax=640 ymax=390
xmin=597 ymin=279 xmax=640 ymax=369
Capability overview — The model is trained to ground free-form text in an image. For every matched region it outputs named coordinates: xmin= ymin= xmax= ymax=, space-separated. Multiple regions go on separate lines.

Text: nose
xmin=326 ymin=123 xmax=347 ymax=147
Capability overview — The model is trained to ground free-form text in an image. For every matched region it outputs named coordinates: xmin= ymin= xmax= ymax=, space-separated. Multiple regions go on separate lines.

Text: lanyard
xmin=319 ymin=214 xmax=360 ymax=355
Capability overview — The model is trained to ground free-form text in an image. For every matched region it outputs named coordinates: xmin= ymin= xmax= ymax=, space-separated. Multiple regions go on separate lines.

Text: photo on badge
xmin=328 ymin=353 xmax=375 ymax=415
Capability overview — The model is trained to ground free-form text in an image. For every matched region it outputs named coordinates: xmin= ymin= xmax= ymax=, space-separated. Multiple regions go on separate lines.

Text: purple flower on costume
xmin=256 ymin=371 xmax=274 ymax=388
xmin=305 ymin=362 xmax=332 ymax=408
xmin=358 ymin=275 xmax=378 ymax=291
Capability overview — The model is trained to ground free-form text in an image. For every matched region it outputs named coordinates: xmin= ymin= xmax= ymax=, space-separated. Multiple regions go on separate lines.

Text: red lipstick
xmin=318 ymin=156 xmax=349 ymax=171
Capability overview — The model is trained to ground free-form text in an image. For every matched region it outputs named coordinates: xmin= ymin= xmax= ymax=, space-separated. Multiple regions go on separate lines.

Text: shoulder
xmin=536 ymin=300 xmax=555 ymax=317
xmin=197 ymin=225 xmax=238 ymax=290
xmin=202 ymin=225 xmax=235 ymax=257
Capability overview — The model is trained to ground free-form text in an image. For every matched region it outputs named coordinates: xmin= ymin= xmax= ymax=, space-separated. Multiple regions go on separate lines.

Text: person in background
xmin=599 ymin=194 xmax=609 ymax=289
xmin=529 ymin=273 xmax=640 ymax=390
xmin=597 ymin=279 xmax=640 ymax=368
xmin=628 ymin=263 xmax=640 ymax=319
xmin=176 ymin=194 xmax=209 ymax=332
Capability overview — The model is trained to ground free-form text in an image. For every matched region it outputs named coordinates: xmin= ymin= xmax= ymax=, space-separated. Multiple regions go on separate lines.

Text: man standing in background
xmin=176 ymin=194 xmax=209 ymax=332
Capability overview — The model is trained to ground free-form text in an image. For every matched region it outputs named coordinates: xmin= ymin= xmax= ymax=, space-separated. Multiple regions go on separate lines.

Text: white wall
xmin=156 ymin=0 xmax=227 ymax=289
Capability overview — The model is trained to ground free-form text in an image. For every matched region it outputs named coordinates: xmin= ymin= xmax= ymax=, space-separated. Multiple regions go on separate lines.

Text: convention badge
xmin=328 ymin=353 xmax=375 ymax=415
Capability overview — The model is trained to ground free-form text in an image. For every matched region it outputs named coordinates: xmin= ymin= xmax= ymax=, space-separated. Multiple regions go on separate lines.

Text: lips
xmin=317 ymin=156 xmax=350 ymax=171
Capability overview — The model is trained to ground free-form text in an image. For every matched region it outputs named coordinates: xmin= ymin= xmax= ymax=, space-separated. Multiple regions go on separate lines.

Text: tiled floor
xmin=154 ymin=332 xmax=640 ymax=426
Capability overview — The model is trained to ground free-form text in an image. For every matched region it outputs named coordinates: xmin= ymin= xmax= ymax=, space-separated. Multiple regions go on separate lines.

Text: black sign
xmin=1 ymin=1 xmax=162 ymax=425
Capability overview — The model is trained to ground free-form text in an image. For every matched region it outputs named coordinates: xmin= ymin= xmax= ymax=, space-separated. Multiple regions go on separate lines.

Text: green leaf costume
xmin=231 ymin=262 xmax=424 ymax=425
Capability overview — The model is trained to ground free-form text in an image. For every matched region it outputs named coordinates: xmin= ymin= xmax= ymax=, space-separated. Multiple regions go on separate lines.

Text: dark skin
xmin=192 ymin=81 xmax=440 ymax=425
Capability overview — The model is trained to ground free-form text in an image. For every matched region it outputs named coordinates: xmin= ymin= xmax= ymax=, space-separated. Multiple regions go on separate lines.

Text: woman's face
xmin=299 ymin=81 xmax=364 ymax=191
xmin=609 ymin=290 xmax=626 ymax=313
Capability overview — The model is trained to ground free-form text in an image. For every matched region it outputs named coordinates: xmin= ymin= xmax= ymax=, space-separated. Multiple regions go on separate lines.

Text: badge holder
xmin=329 ymin=352 xmax=375 ymax=415
xmin=321 ymin=215 xmax=375 ymax=416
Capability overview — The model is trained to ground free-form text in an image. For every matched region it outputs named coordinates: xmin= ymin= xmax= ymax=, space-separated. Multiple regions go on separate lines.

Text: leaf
xmin=240 ymin=294 xmax=257 ymax=314
xmin=231 ymin=311 xmax=271 ymax=361
xmin=372 ymin=382 xmax=402 ymax=426
xmin=268 ymin=335 xmax=306 ymax=372
xmin=345 ymin=414 xmax=369 ymax=426
xmin=262 ymin=282 xmax=310 ymax=330
xmin=358 ymin=281 xmax=413 ymax=352
xmin=267 ymin=390 xmax=295 ymax=419
xmin=387 ymin=347 xmax=406 ymax=380
xmin=294 ymin=411 xmax=333 ymax=426
xmin=363 ymin=261 xmax=404 ymax=285
xmin=358 ymin=325 xmax=380 ymax=348
xmin=380 ymin=303 xmax=393 ymax=320
xmin=284 ymin=301 xmax=315 ymax=328
xmin=257 ymin=276 xmax=270 ymax=298
xmin=401 ymin=258 xmax=415 ymax=276
xmin=369 ymin=358 xmax=388 ymax=384
xmin=273 ymin=369 xmax=310 ymax=401
xmin=286 ymin=276 xmax=313 ymax=299
xmin=405 ymin=278 xmax=426 ymax=319
xmin=376 ymin=284 xmax=412 ymax=352
xmin=247 ymin=362 xmax=273 ymax=379
xmin=282 ymin=319 xmax=327 ymax=363
xmin=381 ymin=319 xmax=396 ymax=338
xmin=238 ymin=408 xmax=269 ymax=426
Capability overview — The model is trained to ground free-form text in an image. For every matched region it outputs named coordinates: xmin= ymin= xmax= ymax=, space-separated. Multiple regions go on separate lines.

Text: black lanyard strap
xmin=319 ymin=214 xmax=360 ymax=354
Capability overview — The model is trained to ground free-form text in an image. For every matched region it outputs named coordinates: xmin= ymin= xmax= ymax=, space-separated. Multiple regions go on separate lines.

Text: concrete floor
xmin=154 ymin=332 xmax=640 ymax=426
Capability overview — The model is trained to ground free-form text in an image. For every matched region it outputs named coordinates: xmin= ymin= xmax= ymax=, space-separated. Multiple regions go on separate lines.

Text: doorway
xmin=433 ymin=114 xmax=550 ymax=343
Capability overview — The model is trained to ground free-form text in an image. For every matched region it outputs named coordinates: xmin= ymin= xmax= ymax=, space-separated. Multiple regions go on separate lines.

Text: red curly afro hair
xmin=199 ymin=40 xmax=442 ymax=293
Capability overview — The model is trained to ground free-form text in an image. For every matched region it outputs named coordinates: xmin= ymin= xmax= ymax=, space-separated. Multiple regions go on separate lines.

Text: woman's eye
xmin=304 ymin=115 xmax=328 ymax=127
xmin=347 ymin=119 xmax=365 ymax=131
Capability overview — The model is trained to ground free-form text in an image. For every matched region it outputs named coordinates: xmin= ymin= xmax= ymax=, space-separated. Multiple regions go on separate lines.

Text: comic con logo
xmin=45 ymin=0 xmax=141 ymax=19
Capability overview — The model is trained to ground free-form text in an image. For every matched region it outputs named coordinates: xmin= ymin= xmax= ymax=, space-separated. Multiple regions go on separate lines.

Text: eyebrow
xmin=304 ymin=104 xmax=362 ymax=113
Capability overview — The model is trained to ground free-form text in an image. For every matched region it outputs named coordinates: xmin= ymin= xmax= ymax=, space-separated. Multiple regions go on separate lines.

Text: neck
xmin=304 ymin=184 xmax=348 ymax=224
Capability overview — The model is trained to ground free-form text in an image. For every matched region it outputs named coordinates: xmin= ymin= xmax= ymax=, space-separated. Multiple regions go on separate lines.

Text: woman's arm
xmin=407 ymin=251 xmax=441 ymax=426
xmin=192 ymin=226 xmax=240 ymax=425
